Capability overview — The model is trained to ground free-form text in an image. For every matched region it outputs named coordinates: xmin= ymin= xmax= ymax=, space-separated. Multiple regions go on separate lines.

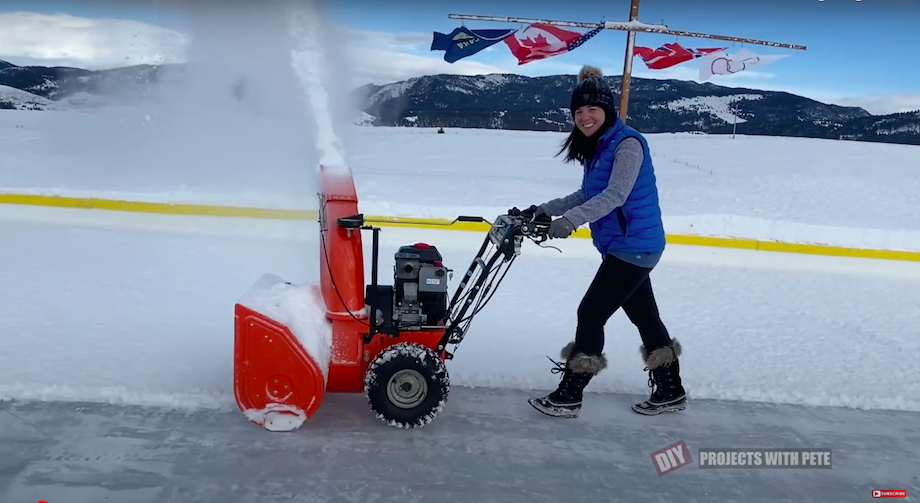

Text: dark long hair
xmin=556 ymin=111 xmax=615 ymax=164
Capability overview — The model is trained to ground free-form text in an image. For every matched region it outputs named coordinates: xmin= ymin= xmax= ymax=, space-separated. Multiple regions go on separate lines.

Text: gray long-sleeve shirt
xmin=540 ymin=137 xmax=644 ymax=227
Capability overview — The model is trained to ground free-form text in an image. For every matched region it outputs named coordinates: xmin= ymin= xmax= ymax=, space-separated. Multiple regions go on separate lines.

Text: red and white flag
xmin=633 ymin=42 xmax=727 ymax=70
xmin=503 ymin=23 xmax=602 ymax=65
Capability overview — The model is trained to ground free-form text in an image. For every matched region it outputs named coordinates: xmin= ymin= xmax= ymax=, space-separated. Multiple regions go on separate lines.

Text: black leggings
xmin=574 ymin=254 xmax=671 ymax=356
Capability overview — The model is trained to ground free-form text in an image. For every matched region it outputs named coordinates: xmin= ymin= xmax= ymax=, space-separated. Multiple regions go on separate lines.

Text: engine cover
xmin=393 ymin=243 xmax=448 ymax=328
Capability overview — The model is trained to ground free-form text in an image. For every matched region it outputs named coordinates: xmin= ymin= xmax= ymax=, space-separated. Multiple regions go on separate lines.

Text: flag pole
xmin=618 ymin=0 xmax=641 ymax=123
xmin=447 ymin=14 xmax=806 ymax=49
xmin=447 ymin=12 xmax=806 ymax=125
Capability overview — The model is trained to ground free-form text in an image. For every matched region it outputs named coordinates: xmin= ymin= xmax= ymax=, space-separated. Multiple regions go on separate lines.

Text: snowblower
xmin=233 ymin=164 xmax=553 ymax=431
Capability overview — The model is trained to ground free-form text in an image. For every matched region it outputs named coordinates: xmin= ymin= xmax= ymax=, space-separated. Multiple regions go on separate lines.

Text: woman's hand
xmin=548 ymin=217 xmax=575 ymax=239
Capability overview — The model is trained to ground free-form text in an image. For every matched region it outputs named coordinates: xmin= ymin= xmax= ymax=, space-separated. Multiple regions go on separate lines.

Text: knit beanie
xmin=570 ymin=65 xmax=616 ymax=117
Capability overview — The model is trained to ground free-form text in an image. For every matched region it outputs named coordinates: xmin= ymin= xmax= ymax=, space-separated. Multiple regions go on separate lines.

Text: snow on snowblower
xmin=233 ymin=164 xmax=554 ymax=431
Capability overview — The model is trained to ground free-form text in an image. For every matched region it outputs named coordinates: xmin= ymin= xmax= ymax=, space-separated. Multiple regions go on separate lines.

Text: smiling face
xmin=574 ymin=105 xmax=606 ymax=137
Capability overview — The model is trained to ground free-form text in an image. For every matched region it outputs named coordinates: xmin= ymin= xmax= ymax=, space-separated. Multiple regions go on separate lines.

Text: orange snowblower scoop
xmin=233 ymin=164 xmax=372 ymax=431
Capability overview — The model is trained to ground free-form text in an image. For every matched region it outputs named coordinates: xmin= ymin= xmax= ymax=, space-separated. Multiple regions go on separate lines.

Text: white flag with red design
xmin=503 ymin=23 xmax=602 ymax=65
xmin=699 ymin=48 xmax=789 ymax=80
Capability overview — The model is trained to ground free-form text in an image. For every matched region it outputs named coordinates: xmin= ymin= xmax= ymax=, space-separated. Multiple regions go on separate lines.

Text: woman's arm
xmin=539 ymin=189 xmax=585 ymax=217
xmin=561 ymin=137 xmax=644 ymax=227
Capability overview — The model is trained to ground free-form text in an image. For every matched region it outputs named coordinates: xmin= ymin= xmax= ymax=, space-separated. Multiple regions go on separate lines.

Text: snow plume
xmin=44 ymin=0 xmax=357 ymax=206
xmin=285 ymin=0 xmax=353 ymax=168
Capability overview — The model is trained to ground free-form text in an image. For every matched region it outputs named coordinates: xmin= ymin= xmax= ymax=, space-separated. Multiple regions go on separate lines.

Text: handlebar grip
xmin=457 ymin=216 xmax=487 ymax=222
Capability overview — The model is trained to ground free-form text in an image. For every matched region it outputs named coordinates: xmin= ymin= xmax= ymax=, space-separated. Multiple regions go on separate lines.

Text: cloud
xmin=345 ymin=28 xmax=431 ymax=54
xmin=336 ymin=27 xmax=508 ymax=86
xmin=0 ymin=10 xmax=508 ymax=85
xmin=0 ymin=11 xmax=188 ymax=69
xmin=829 ymin=94 xmax=920 ymax=115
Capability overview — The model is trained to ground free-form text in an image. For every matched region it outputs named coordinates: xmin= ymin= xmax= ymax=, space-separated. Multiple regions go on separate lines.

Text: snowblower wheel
xmin=364 ymin=342 xmax=450 ymax=428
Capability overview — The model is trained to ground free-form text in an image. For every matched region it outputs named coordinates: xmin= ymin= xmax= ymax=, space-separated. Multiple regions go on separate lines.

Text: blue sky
xmin=321 ymin=0 xmax=920 ymax=111
xmin=1 ymin=0 xmax=918 ymax=114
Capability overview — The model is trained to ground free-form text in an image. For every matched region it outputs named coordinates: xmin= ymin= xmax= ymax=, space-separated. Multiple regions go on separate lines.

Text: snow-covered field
xmin=2 ymin=105 xmax=920 ymax=415
xmin=3 ymin=203 xmax=920 ymax=414
xmin=3 ymin=109 xmax=920 ymax=252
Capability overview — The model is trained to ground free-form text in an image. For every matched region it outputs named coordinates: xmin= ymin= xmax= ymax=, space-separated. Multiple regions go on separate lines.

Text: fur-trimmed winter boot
xmin=528 ymin=341 xmax=607 ymax=418
xmin=631 ymin=339 xmax=687 ymax=415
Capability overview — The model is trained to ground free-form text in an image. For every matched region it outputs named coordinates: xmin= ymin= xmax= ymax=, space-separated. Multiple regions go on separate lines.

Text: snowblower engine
xmin=359 ymin=208 xmax=553 ymax=351
xmin=365 ymin=242 xmax=450 ymax=334
xmin=392 ymin=243 xmax=449 ymax=328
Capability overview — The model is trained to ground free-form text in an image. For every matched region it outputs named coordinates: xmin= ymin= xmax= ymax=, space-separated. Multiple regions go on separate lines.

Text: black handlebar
xmin=456 ymin=216 xmax=487 ymax=223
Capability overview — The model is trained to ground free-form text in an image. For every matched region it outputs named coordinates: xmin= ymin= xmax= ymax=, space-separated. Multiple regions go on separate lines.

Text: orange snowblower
xmin=233 ymin=164 xmax=553 ymax=431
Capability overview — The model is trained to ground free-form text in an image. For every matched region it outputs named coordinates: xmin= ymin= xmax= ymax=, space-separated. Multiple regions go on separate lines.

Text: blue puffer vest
xmin=583 ymin=118 xmax=666 ymax=255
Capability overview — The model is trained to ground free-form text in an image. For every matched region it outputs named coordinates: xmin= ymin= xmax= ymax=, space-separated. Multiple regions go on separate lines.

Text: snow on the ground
xmin=2 ymin=74 xmax=920 ymax=417
xmin=1 ymin=204 xmax=919 ymax=413
xmin=648 ymin=93 xmax=764 ymax=124
xmin=2 ymin=111 xmax=919 ymax=250
xmin=0 ymin=85 xmax=55 ymax=111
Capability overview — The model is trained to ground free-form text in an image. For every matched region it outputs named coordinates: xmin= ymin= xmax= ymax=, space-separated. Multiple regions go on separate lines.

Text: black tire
xmin=363 ymin=342 xmax=450 ymax=428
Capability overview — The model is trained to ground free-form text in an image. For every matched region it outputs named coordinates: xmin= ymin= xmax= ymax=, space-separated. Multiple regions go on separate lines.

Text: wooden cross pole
xmin=449 ymin=1 xmax=806 ymax=124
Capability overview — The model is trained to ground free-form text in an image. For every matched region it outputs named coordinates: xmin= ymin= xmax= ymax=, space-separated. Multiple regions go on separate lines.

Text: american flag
xmin=567 ymin=24 xmax=604 ymax=52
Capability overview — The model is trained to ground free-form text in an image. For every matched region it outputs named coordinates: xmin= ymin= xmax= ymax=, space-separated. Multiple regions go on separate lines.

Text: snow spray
xmin=166 ymin=0 xmax=355 ymax=172
xmin=50 ymin=0 xmax=356 ymax=206
xmin=283 ymin=0 xmax=351 ymax=168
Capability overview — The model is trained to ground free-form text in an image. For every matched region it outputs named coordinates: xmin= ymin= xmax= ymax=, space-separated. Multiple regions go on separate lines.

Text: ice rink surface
xmin=2 ymin=388 xmax=918 ymax=503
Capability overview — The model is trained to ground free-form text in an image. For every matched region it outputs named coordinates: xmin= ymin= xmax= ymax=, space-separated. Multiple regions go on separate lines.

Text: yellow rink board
xmin=2 ymin=193 xmax=918 ymax=262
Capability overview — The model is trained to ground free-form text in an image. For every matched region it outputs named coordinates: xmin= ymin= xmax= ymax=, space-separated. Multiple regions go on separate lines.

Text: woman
xmin=523 ymin=64 xmax=686 ymax=418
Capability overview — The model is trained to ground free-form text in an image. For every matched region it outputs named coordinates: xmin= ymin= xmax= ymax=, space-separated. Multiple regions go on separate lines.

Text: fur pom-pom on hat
xmin=578 ymin=64 xmax=604 ymax=84
xmin=570 ymin=64 xmax=615 ymax=117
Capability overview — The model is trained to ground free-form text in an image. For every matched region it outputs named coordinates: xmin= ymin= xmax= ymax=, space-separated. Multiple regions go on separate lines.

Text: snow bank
xmin=665 ymin=214 xmax=920 ymax=252
xmin=0 ymin=383 xmax=232 ymax=410
xmin=4 ymin=187 xmax=918 ymax=253
xmin=354 ymin=201 xmax=920 ymax=253
xmin=237 ymin=273 xmax=332 ymax=381
xmin=5 ymin=120 xmax=919 ymax=250
xmin=0 ymin=186 xmax=314 ymax=211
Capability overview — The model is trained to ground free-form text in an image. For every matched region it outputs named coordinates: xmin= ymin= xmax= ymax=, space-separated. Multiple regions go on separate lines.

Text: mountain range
xmin=2 ymin=59 xmax=918 ymax=146
xmin=354 ymin=74 xmax=920 ymax=146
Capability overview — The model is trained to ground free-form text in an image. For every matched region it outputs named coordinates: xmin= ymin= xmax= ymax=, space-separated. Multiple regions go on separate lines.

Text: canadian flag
xmin=503 ymin=23 xmax=601 ymax=65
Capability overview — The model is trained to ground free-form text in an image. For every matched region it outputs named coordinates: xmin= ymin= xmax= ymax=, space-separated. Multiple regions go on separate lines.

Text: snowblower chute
xmin=234 ymin=164 xmax=554 ymax=431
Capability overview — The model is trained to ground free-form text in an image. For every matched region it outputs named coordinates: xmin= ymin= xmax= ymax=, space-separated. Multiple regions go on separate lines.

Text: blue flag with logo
xmin=431 ymin=26 xmax=516 ymax=63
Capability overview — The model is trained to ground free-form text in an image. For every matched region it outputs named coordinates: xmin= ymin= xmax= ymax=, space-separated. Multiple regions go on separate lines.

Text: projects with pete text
xmin=698 ymin=448 xmax=832 ymax=468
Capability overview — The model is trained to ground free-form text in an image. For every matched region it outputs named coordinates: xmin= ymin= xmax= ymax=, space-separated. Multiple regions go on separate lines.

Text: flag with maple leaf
xmin=502 ymin=23 xmax=603 ymax=65
xmin=633 ymin=42 xmax=727 ymax=70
